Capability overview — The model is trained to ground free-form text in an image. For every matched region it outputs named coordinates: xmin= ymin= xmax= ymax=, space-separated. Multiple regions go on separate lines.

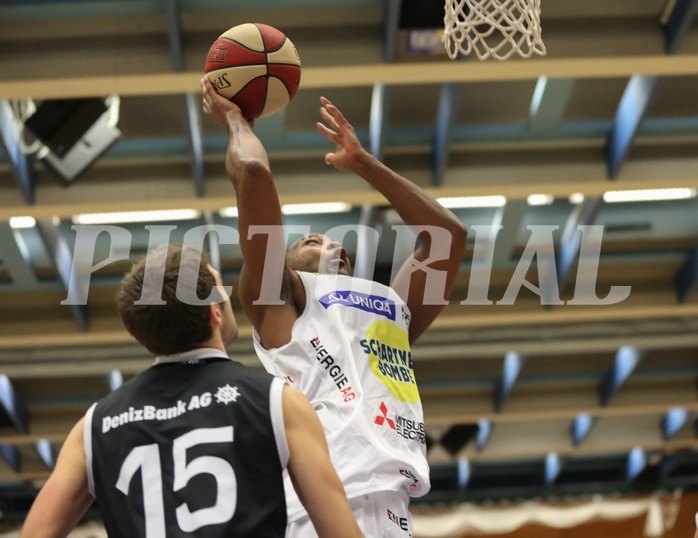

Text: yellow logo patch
xmin=360 ymin=320 xmax=420 ymax=403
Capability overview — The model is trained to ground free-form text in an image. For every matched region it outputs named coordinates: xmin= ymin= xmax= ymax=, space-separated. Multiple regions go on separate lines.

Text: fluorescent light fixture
xmin=529 ymin=76 xmax=548 ymax=118
xmin=602 ymin=187 xmax=697 ymax=203
xmin=9 ymin=216 xmax=36 ymax=229
xmin=219 ymin=207 xmax=239 ymax=218
xmin=437 ymin=195 xmax=506 ymax=208
xmin=527 ymin=193 xmax=554 ymax=206
xmin=72 ymin=209 xmax=201 ymax=225
xmin=281 ymin=202 xmax=351 ymax=215
xmin=569 ymin=192 xmax=585 ymax=205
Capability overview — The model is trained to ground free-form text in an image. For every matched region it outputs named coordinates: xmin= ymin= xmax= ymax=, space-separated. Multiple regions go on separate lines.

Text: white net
xmin=443 ymin=0 xmax=546 ymax=61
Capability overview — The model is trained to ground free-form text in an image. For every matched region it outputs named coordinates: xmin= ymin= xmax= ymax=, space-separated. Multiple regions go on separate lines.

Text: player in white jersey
xmin=20 ymin=244 xmax=362 ymax=538
xmin=202 ymin=77 xmax=467 ymax=537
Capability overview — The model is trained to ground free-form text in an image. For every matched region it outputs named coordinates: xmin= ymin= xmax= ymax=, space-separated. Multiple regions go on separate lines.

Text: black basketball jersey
xmin=84 ymin=350 xmax=288 ymax=537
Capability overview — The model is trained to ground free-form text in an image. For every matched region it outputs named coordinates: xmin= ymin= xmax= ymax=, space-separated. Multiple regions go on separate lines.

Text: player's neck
xmin=195 ymin=335 xmax=227 ymax=354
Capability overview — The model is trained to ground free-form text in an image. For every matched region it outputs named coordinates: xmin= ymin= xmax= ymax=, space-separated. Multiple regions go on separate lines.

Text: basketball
xmin=204 ymin=23 xmax=301 ymax=120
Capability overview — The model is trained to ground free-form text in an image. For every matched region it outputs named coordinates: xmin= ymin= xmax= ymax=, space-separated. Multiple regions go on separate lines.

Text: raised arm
xmin=283 ymin=385 xmax=364 ymax=538
xmin=201 ymin=77 xmax=300 ymax=346
xmin=20 ymin=418 xmax=94 ymax=538
xmin=316 ymin=97 xmax=467 ymax=343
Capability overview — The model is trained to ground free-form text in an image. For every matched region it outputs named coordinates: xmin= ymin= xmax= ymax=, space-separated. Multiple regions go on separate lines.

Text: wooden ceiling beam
xmin=2 ymin=56 xmax=698 ymax=101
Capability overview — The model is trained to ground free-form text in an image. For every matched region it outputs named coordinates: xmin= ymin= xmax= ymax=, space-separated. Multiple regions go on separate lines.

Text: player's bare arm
xmin=283 ymin=385 xmax=364 ymax=538
xmin=201 ymin=77 xmax=302 ymax=348
xmin=316 ymin=96 xmax=468 ymax=343
xmin=20 ymin=418 xmax=94 ymax=538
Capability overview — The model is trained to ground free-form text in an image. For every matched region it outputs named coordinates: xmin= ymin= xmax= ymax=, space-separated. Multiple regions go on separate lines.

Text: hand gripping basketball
xmin=204 ymin=23 xmax=301 ymax=120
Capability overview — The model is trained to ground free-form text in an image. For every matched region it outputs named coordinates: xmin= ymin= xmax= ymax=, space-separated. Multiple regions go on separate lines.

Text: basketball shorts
xmin=286 ymin=489 xmax=413 ymax=538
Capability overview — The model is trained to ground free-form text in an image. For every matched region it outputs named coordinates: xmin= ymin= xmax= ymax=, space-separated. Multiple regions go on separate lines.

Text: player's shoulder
xmin=90 ymin=368 xmax=150 ymax=411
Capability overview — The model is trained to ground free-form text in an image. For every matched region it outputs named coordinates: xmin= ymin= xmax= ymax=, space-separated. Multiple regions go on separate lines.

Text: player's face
xmin=287 ymin=233 xmax=352 ymax=276
xmin=210 ymin=266 xmax=238 ymax=346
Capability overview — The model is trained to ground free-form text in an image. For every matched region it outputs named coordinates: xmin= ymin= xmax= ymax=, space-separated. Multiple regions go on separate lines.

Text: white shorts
xmin=286 ymin=489 xmax=413 ymax=538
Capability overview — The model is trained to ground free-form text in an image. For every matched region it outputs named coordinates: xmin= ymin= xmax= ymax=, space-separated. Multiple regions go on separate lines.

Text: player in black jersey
xmin=21 ymin=244 xmax=363 ymax=538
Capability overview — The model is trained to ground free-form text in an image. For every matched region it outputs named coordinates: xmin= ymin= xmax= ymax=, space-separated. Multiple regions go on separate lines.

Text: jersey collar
xmin=154 ymin=347 xmax=229 ymax=365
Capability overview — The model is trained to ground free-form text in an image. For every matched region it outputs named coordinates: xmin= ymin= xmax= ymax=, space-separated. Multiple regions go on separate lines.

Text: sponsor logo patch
xmin=310 ymin=337 xmax=356 ymax=402
xmin=361 ymin=321 xmax=419 ymax=403
xmin=375 ymin=402 xmax=426 ymax=445
xmin=374 ymin=401 xmax=395 ymax=429
xmin=387 ymin=508 xmax=410 ymax=533
xmin=400 ymin=469 xmax=420 ymax=490
xmin=319 ymin=290 xmax=396 ymax=321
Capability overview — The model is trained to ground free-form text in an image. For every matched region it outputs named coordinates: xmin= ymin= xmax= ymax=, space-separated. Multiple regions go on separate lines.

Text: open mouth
xmin=328 ymin=249 xmax=348 ymax=271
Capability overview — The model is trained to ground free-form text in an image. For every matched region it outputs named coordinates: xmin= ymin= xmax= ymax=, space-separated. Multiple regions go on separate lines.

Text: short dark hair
xmin=116 ymin=244 xmax=216 ymax=356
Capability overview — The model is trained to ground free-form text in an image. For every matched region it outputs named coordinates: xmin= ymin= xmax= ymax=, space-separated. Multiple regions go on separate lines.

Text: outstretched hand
xmin=316 ymin=97 xmax=365 ymax=172
xmin=200 ymin=77 xmax=254 ymax=128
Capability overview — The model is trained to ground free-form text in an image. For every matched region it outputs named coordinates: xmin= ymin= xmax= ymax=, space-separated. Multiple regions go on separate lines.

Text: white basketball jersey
xmin=253 ymin=272 xmax=430 ymax=522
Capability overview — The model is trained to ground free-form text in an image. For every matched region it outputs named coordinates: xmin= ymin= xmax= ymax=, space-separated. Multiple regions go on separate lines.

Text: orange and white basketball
xmin=204 ymin=23 xmax=301 ymax=120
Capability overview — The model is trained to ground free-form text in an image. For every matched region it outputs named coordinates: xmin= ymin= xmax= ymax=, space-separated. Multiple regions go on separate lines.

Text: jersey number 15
xmin=116 ymin=426 xmax=236 ymax=537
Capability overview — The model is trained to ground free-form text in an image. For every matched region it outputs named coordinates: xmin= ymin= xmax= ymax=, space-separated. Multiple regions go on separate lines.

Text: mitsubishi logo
xmin=375 ymin=401 xmax=395 ymax=430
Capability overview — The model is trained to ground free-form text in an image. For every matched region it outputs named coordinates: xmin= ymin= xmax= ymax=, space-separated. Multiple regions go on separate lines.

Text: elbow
xmin=239 ymin=156 xmax=272 ymax=179
xmin=454 ymin=221 xmax=468 ymax=244
xmin=446 ymin=221 xmax=468 ymax=264
xmin=450 ymin=221 xmax=468 ymax=255
xmin=233 ymin=157 xmax=273 ymax=188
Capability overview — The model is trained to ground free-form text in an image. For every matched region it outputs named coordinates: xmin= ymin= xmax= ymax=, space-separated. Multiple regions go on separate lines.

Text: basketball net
xmin=443 ymin=0 xmax=546 ymax=61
